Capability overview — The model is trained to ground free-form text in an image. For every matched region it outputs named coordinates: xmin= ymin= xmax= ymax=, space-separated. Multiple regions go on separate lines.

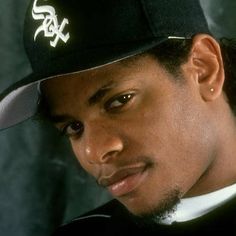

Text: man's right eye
xmin=61 ymin=121 xmax=84 ymax=138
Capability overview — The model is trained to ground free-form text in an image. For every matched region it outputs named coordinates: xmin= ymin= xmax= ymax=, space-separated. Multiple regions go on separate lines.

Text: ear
xmin=184 ymin=34 xmax=225 ymax=101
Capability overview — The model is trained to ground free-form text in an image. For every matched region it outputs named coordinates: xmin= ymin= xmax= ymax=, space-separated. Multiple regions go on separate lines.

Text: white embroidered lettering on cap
xmin=32 ymin=0 xmax=70 ymax=48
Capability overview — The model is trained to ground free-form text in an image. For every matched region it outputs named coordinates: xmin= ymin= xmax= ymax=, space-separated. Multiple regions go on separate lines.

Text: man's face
xmin=41 ymin=54 xmax=216 ymax=217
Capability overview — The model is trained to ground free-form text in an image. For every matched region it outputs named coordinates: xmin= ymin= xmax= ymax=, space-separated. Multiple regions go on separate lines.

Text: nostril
xmin=100 ymin=148 xmax=123 ymax=164
xmin=86 ymin=150 xmax=120 ymax=165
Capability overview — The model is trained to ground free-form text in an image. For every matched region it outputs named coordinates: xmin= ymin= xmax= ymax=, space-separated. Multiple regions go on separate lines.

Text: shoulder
xmin=52 ymin=199 xmax=127 ymax=235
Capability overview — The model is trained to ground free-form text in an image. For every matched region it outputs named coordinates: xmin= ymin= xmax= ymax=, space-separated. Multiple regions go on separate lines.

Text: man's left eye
xmin=105 ymin=93 xmax=134 ymax=110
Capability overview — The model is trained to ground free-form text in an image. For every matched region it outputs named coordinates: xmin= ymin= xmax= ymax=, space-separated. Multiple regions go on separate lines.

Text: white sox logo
xmin=32 ymin=0 xmax=70 ymax=48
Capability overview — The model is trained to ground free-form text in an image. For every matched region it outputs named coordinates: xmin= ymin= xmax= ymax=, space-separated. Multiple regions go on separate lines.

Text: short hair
xmin=220 ymin=38 xmax=236 ymax=112
xmin=146 ymin=37 xmax=236 ymax=114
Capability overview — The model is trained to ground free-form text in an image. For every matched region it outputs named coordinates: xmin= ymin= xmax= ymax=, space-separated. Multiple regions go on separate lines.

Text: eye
xmin=61 ymin=121 xmax=84 ymax=138
xmin=105 ymin=93 xmax=134 ymax=111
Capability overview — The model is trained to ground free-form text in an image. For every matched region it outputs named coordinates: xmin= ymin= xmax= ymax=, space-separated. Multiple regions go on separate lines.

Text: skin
xmin=41 ymin=34 xmax=236 ymax=217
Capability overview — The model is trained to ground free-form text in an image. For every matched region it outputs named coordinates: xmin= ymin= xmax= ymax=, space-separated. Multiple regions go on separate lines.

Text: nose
xmin=78 ymin=121 xmax=124 ymax=164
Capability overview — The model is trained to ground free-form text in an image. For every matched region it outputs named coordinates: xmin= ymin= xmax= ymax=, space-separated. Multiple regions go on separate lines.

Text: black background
xmin=0 ymin=0 xmax=235 ymax=235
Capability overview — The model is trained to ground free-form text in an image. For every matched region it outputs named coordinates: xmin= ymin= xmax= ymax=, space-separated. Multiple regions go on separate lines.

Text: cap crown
xmin=24 ymin=0 xmax=210 ymax=76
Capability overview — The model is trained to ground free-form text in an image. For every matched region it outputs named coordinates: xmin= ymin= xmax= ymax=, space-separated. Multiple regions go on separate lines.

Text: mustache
xmin=96 ymin=156 xmax=154 ymax=187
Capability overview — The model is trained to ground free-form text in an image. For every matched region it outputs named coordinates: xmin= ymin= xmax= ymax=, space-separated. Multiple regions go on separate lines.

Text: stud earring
xmin=210 ymin=88 xmax=214 ymax=93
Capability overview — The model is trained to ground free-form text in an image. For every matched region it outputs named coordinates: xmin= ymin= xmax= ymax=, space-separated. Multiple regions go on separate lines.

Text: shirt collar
xmin=158 ymin=183 xmax=236 ymax=225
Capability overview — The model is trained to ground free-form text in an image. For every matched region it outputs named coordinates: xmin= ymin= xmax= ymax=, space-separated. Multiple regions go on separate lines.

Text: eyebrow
xmin=48 ymin=114 xmax=74 ymax=124
xmin=88 ymin=80 xmax=116 ymax=106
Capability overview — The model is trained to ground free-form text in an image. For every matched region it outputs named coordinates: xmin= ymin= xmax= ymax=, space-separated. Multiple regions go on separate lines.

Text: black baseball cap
xmin=0 ymin=0 xmax=210 ymax=130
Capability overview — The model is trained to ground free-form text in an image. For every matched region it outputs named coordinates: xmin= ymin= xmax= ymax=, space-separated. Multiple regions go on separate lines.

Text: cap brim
xmin=0 ymin=37 xmax=167 ymax=130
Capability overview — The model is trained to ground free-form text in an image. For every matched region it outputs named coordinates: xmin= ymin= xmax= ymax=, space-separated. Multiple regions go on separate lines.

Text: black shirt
xmin=53 ymin=196 xmax=236 ymax=235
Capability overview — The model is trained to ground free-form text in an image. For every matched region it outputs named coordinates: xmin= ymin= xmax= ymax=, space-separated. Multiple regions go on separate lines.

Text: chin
xmin=126 ymin=197 xmax=180 ymax=228
xmin=122 ymin=188 xmax=181 ymax=219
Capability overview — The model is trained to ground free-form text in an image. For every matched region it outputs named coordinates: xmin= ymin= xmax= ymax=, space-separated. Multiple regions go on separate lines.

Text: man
xmin=0 ymin=0 xmax=236 ymax=235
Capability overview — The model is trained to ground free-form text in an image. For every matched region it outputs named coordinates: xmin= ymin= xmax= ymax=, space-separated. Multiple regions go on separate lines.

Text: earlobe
xmin=188 ymin=34 xmax=225 ymax=102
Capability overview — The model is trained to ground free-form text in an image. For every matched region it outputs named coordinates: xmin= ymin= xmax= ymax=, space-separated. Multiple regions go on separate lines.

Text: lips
xmin=98 ymin=165 xmax=148 ymax=197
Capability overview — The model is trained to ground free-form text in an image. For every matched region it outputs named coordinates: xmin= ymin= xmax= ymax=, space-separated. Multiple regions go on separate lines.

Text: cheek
xmin=160 ymin=100 xmax=215 ymax=189
xmin=126 ymin=90 xmax=215 ymax=192
xmin=70 ymin=140 xmax=95 ymax=175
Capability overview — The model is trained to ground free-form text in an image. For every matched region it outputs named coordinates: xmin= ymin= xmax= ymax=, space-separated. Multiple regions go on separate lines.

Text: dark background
xmin=0 ymin=1 xmax=235 ymax=235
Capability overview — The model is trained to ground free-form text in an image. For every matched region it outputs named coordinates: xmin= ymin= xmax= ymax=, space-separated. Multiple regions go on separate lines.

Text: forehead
xmin=40 ymin=54 xmax=164 ymax=99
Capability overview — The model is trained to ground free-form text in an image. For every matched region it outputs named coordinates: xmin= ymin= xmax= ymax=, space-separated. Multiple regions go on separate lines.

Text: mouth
xmin=98 ymin=165 xmax=149 ymax=197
